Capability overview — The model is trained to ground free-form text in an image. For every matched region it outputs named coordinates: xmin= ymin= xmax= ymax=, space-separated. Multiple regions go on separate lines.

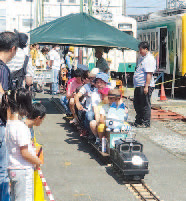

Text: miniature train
xmin=109 ymin=136 xmax=149 ymax=180
xmin=89 ymin=130 xmax=149 ymax=181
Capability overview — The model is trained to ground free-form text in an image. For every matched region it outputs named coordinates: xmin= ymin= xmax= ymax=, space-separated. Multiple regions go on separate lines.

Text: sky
xmin=126 ymin=0 xmax=166 ymax=15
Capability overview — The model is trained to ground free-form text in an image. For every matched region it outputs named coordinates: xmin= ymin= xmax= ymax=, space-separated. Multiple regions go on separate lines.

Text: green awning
xmin=30 ymin=13 xmax=139 ymax=51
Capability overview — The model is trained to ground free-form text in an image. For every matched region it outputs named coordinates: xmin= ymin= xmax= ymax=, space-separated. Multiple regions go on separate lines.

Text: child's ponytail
xmin=16 ymin=88 xmax=32 ymax=117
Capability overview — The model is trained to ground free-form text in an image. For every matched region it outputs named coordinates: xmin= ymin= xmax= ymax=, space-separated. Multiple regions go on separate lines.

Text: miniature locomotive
xmin=110 ymin=137 xmax=149 ymax=180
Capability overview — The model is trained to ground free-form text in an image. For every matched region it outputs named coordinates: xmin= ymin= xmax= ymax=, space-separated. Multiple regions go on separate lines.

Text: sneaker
xmin=130 ymin=122 xmax=141 ymax=127
xmin=95 ymin=137 xmax=100 ymax=145
xmin=113 ymin=128 xmax=120 ymax=133
xmin=135 ymin=123 xmax=150 ymax=128
xmin=66 ymin=114 xmax=73 ymax=118
xmin=106 ymin=128 xmax=111 ymax=132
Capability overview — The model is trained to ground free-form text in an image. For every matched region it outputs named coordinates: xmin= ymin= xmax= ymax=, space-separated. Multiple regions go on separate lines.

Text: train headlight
xmin=132 ymin=156 xmax=143 ymax=166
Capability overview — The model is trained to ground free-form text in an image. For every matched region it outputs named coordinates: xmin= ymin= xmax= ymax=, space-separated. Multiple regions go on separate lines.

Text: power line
xmin=127 ymin=6 xmax=160 ymax=8
xmin=126 ymin=0 xmax=166 ymax=14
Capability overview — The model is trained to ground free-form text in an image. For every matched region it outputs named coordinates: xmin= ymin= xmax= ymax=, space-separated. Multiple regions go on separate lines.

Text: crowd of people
xmin=60 ymin=67 xmax=130 ymax=147
xmin=60 ymin=41 xmax=156 ymax=149
xmin=0 ymin=28 xmax=156 ymax=201
xmin=29 ymin=44 xmax=109 ymax=95
xmin=0 ymin=31 xmax=49 ymax=200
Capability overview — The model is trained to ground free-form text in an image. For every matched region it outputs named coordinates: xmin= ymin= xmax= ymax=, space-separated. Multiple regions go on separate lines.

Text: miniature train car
xmin=110 ymin=138 xmax=149 ymax=180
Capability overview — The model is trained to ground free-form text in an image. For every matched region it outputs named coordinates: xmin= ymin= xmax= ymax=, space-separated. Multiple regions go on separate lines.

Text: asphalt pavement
xmin=35 ymin=93 xmax=186 ymax=201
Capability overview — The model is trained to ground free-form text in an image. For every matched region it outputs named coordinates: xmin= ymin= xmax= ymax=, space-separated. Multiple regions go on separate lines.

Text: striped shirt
xmin=133 ymin=52 xmax=156 ymax=88
xmin=0 ymin=59 xmax=11 ymax=91
xmin=7 ymin=48 xmax=35 ymax=77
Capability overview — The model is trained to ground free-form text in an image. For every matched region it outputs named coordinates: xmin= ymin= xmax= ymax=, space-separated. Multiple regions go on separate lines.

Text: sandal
xmin=80 ymin=130 xmax=87 ymax=137
xmin=70 ymin=118 xmax=78 ymax=124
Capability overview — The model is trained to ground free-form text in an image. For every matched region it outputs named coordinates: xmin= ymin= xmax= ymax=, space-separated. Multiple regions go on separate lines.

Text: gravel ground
xmin=127 ymin=99 xmax=186 ymax=160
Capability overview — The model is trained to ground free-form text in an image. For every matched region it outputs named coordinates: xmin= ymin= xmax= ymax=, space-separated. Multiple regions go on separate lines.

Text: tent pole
xmin=93 ymin=49 xmax=96 ymax=68
xmin=82 ymin=47 xmax=84 ymax=64
xmin=123 ymin=49 xmax=129 ymax=110
xmin=123 ymin=50 xmax=127 ymax=89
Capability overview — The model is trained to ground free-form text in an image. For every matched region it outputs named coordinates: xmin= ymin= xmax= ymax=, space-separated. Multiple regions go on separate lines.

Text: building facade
xmin=0 ymin=0 xmax=124 ymax=33
xmin=167 ymin=0 xmax=186 ymax=9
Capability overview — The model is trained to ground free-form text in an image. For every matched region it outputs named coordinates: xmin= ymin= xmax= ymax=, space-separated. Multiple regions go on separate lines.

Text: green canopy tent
xmin=30 ymin=13 xmax=139 ymax=51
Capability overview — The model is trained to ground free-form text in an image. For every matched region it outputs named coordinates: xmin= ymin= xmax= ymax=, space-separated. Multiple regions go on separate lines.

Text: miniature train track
xmin=50 ymin=97 xmax=65 ymax=114
xmin=126 ymin=180 xmax=161 ymax=201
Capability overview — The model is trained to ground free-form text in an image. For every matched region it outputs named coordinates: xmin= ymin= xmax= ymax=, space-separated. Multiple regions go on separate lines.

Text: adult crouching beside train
xmin=133 ymin=42 xmax=156 ymax=128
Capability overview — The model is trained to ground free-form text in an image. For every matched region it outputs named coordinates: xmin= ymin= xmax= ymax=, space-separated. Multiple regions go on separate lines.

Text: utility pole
xmin=30 ymin=0 xmax=33 ymax=31
xmin=36 ymin=0 xmax=38 ymax=27
xmin=35 ymin=0 xmax=44 ymax=27
xmin=60 ymin=2 xmax=62 ymax=17
xmin=88 ymin=0 xmax=93 ymax=15
xmin=41 ymin=0 xmax=44 ymax=24
xmin=80 ymin=0 xmax=83 ymax=13
xmin=122 ymin=0 xmax=126 ymax=16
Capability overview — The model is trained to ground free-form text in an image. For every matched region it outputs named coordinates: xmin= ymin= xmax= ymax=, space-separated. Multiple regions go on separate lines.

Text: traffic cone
xmin=160 ymin=83 xmax=167 ymax=101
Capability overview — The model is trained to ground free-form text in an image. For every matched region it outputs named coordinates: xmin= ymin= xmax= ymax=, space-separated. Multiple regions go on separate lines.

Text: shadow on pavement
xmin=105 ymin=166 xmax=128 ymax=185
xmin=57 ymin=121 xmax=107 ymax=166
xmin=49 ymin=99 xmax=128 ymax=185
xmin=34 ymin=98 xmax=61 ymax=115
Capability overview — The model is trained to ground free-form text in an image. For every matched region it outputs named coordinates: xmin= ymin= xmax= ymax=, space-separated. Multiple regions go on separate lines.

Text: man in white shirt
xmin=133 ymin=41 xmax=156 ymax=128
xmin=49 ymin=45 xmax=61 ymax=94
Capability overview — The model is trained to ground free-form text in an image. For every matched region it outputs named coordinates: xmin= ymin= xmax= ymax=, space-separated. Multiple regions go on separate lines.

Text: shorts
xmin=0 ymin=182 xmax=10 ymax=201
xmin=8 ymin=168 xmax=34 ymax=201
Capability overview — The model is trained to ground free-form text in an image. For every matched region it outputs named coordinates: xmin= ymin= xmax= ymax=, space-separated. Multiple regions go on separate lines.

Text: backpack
xmin=10 ymin=55 xmax=29 ymax=89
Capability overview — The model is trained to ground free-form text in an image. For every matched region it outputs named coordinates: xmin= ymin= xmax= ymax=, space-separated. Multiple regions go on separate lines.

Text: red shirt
xmin=66 ymin=78 xmax=82 ymax=97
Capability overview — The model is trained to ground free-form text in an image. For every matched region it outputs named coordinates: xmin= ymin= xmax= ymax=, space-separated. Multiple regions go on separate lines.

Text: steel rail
xmin=129 ymin=180 xmax=161 ymax=201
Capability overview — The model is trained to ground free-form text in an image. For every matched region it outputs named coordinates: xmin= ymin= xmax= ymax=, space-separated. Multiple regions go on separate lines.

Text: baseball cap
xmin=77 ymin=64 xmax=89 ymax=71
xmin=96 ymin=72 xmax=109 ymax=83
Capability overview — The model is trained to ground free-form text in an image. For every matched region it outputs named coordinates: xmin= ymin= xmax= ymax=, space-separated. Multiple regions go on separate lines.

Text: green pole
xmin=88 ymin=0 xmax=92 ymax=15
xmin=41 ymin=0 xmax=44 ymax=24
xmin=80 ymin=0 xmax=83 ymax=13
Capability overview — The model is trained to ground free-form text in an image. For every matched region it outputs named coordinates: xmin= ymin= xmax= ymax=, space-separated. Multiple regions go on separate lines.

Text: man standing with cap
xmin=95 ymin=47 xmax=109 ymax=74
xmin=133 ymin=41 xmax=156 ymax=128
